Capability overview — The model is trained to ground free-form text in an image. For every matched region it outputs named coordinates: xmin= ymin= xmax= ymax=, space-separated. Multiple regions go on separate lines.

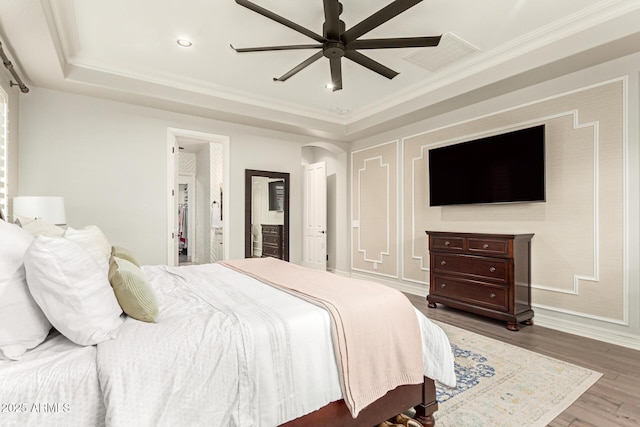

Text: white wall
xmin=18 ymin=87 xmax=320 ymax=265
xmin=349 ymin=52 xmax=640 ymax=349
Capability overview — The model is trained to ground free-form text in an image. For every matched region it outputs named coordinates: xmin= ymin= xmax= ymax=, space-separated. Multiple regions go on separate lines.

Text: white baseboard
xmin=331 ymin=269 xmax=350 ymax=277
xmin=533 ymin=312 xmax=640 ymax=351
xmin=349 ymin=271 xmax=428 ymax=297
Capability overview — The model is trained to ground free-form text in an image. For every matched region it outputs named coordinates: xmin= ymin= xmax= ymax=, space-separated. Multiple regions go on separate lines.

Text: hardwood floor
xmin=406 ymin=294 xmax=640 ymax=427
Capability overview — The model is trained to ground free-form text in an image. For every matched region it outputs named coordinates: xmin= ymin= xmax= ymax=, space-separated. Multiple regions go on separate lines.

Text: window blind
xmin=0 ymin=87 xmax=8 ymax=217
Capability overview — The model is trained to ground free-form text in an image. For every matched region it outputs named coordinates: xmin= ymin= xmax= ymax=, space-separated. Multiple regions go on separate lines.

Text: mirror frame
xmin=245 ymin=169 xmax=290 ymax=261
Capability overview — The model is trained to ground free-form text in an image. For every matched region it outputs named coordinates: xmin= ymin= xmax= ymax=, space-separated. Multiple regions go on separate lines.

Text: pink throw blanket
xmin=221 ymin=257 xmax=424 ymax=417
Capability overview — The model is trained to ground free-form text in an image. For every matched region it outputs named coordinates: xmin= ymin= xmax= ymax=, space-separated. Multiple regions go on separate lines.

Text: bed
xmin=0 ymin=216 xmax=455 ymax=427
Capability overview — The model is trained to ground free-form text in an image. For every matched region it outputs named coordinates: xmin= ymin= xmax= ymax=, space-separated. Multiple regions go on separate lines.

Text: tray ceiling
xmin=1 ymin=0 xmax=639 ymax=141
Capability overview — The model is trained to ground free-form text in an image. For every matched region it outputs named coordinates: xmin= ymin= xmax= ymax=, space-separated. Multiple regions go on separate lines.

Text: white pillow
xmin=16 ymin=216 xmax=65 ymax=237
xmin=0 ymin=221 xmax=52 ymax=360
xmin=24 ymin=235 xmax=124 ymax=346
xmin=63 ymin=225 xmax=111 ymax=275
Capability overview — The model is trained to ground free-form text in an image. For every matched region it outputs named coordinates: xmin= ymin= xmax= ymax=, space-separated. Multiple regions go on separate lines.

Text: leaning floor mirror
xmin=245 ymin=169 xmax=290 ymax=261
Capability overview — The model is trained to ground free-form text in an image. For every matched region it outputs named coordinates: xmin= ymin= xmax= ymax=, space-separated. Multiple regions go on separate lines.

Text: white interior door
xmin=171 ymin=139 xmax=179 ymax=266
xmin=302 ymin=161 xmax=327 ymax=270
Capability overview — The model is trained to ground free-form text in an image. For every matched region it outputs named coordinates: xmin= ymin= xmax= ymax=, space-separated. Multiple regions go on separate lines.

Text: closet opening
xmin=167 ymin=128 xmax=229 ymax=266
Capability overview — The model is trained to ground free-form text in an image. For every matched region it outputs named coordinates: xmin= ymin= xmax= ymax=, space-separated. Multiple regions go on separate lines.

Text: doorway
xmin=302 ymin=161 xmax=327 ymax=270
xmin=301 ymin=143 xmax=347 ymax=274
xmin=167 ymin=128 xmax=229 ymax=266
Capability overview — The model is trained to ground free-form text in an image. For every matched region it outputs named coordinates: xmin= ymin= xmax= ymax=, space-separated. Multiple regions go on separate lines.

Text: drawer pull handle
xmin=441 ymin=260 xmax=446 ymax=266
xmin=441 ymin=283 xmax=447 ymax=288
xmin=489 ymin=267 xmax=496 ymax=272
xmin=490 ymin=293 xmax=496 ymax=299
xmin=444 ymin=240 xmax=450 ymax=246
xmin=483 ymin=243 xmax=489 ymax=249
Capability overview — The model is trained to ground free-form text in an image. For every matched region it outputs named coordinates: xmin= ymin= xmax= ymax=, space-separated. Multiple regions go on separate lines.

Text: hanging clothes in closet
xmin=178 ymin=203 xmax=188 ymax=254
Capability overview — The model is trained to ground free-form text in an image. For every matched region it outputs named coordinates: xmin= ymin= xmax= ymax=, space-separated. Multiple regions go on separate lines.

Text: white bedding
xmin=98 ymin=263 xmax=345 ymax=426
xmin=0 ymin=262 xmax=455 ymax=427
xmin=0 ymin=331 xmax=105 ymax=427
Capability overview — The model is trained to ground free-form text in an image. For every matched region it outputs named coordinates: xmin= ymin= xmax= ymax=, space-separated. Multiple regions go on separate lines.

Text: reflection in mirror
xmin=245 ymin=170 xmax=289 ymax=261
xmin=251 ymin=176 xmax=284 ymax=258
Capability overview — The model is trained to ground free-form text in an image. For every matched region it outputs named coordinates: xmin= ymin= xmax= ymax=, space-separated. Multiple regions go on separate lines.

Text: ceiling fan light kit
xmin=232 ymin=0 xmax=441 ymax=91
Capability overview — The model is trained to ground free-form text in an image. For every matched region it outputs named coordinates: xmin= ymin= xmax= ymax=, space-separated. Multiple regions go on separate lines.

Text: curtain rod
xmin=0 ymin=41 xmax=29 ymax=94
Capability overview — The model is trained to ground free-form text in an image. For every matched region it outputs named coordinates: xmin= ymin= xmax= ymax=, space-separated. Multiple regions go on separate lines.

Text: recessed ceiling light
xmin=177 ymin=39 xmax=192 ymax=47
xmin=329 ymin=107 xmax=351 ymax=115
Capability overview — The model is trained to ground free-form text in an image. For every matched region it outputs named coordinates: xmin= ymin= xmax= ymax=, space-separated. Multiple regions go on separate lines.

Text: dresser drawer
xmin=468 ymin=237 xmax=510 ymax=256
xmin=262 ymin=245 xmax=281 ymax=258
xmin=262 ymin=225 xmax=281 ymax=235
xmin=262 ymin=234 xmax=281 ymax=245
xmin=433 ymin=254 xmax=508 ymax=283
xmin=430 ymin=236 xmax=464 ymax=252
xmin=432 ymin=275 xmax=508 ymax=311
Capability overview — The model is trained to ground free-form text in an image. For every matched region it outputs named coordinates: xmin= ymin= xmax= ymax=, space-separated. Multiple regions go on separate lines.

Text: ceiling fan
xmin=231 ymin=0 xmax=441 ymax=91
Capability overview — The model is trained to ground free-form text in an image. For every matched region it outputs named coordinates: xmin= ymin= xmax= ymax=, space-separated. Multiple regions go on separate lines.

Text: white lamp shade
xmin=13 ymin=196 xmax=67 ymax=225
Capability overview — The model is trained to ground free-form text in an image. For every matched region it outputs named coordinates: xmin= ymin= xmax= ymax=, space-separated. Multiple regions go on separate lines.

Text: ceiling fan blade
xmin=329 ymin=56 xmax=342 ymax=91
xmin=344 ymin=50 xmax=398 ymax=80
xmin=323 ymin=0 xmax=341 ymax=39
xmin=231 ymin=44 xmax=322 ymax=53
xmin=348 ymin=35 xmax=441 ymax=49
xmin=236 ymin=0 xmax=325 ymax=43
xmin=342 ymin=0 xmax=423 ymax=44
xmin=274 ymin=51 xmax=324 ymax=82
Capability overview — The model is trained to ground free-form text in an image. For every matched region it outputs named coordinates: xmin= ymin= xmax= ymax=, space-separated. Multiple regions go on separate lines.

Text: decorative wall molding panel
xmin=357 ymin=156 xmax=390 ymax=264
xmin=351 ymin=141 xmax=398 ymax=278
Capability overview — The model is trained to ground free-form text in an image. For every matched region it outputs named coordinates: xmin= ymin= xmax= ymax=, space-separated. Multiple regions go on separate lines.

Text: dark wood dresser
xmin=426 ymin=231 xmax=534 ymax=331
xmin=261 ymin=224 xmax=284 ymax=260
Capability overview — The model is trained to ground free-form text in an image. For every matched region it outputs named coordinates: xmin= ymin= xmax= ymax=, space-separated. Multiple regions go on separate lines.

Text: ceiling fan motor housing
xmin=323 ymin=42 xmax=345 ymax=58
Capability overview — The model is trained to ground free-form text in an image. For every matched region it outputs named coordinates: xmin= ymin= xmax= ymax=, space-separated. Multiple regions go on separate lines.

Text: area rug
xmin=432 ymin=321 xmax=602 ymax=427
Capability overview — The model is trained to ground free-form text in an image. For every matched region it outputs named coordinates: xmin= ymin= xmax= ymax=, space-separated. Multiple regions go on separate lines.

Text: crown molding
xmin=39 ymin=0 xmax=640 ymax=142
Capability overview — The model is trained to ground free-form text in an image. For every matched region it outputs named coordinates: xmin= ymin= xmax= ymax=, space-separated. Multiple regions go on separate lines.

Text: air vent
xmin=404 ymin=32 xmax=480 ymax=72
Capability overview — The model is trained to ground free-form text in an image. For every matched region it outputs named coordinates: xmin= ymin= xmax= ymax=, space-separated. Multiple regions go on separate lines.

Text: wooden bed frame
xmin=281 ymin=376 xmax=438 ymax=427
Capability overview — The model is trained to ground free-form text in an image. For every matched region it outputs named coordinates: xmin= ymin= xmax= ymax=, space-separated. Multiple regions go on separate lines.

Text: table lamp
xmin=12 ymin=196 xmax=67 ymax=225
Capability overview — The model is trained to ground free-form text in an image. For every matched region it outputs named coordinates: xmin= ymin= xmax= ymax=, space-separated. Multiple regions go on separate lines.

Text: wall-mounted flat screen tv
xmin=429 ymin=125 xmax=545 ymax=207
xmin=268 ymin=180 xmax=285 ymax=212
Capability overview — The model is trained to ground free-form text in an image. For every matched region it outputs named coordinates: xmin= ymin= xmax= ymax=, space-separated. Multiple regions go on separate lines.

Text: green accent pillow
xmin=111 ymin=246 xmax=140 ymax=267
xmin=108 ymin=256 xmax=158 ymax=323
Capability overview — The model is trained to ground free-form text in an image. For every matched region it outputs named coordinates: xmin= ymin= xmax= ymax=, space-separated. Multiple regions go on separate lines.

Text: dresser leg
xmin=524 ymin=319 xmax=534 ymax=325
xmin=506 ymin=321 xmax=519 ymax=331
xmin=427 ymin=302 xmax=437 ymax=308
